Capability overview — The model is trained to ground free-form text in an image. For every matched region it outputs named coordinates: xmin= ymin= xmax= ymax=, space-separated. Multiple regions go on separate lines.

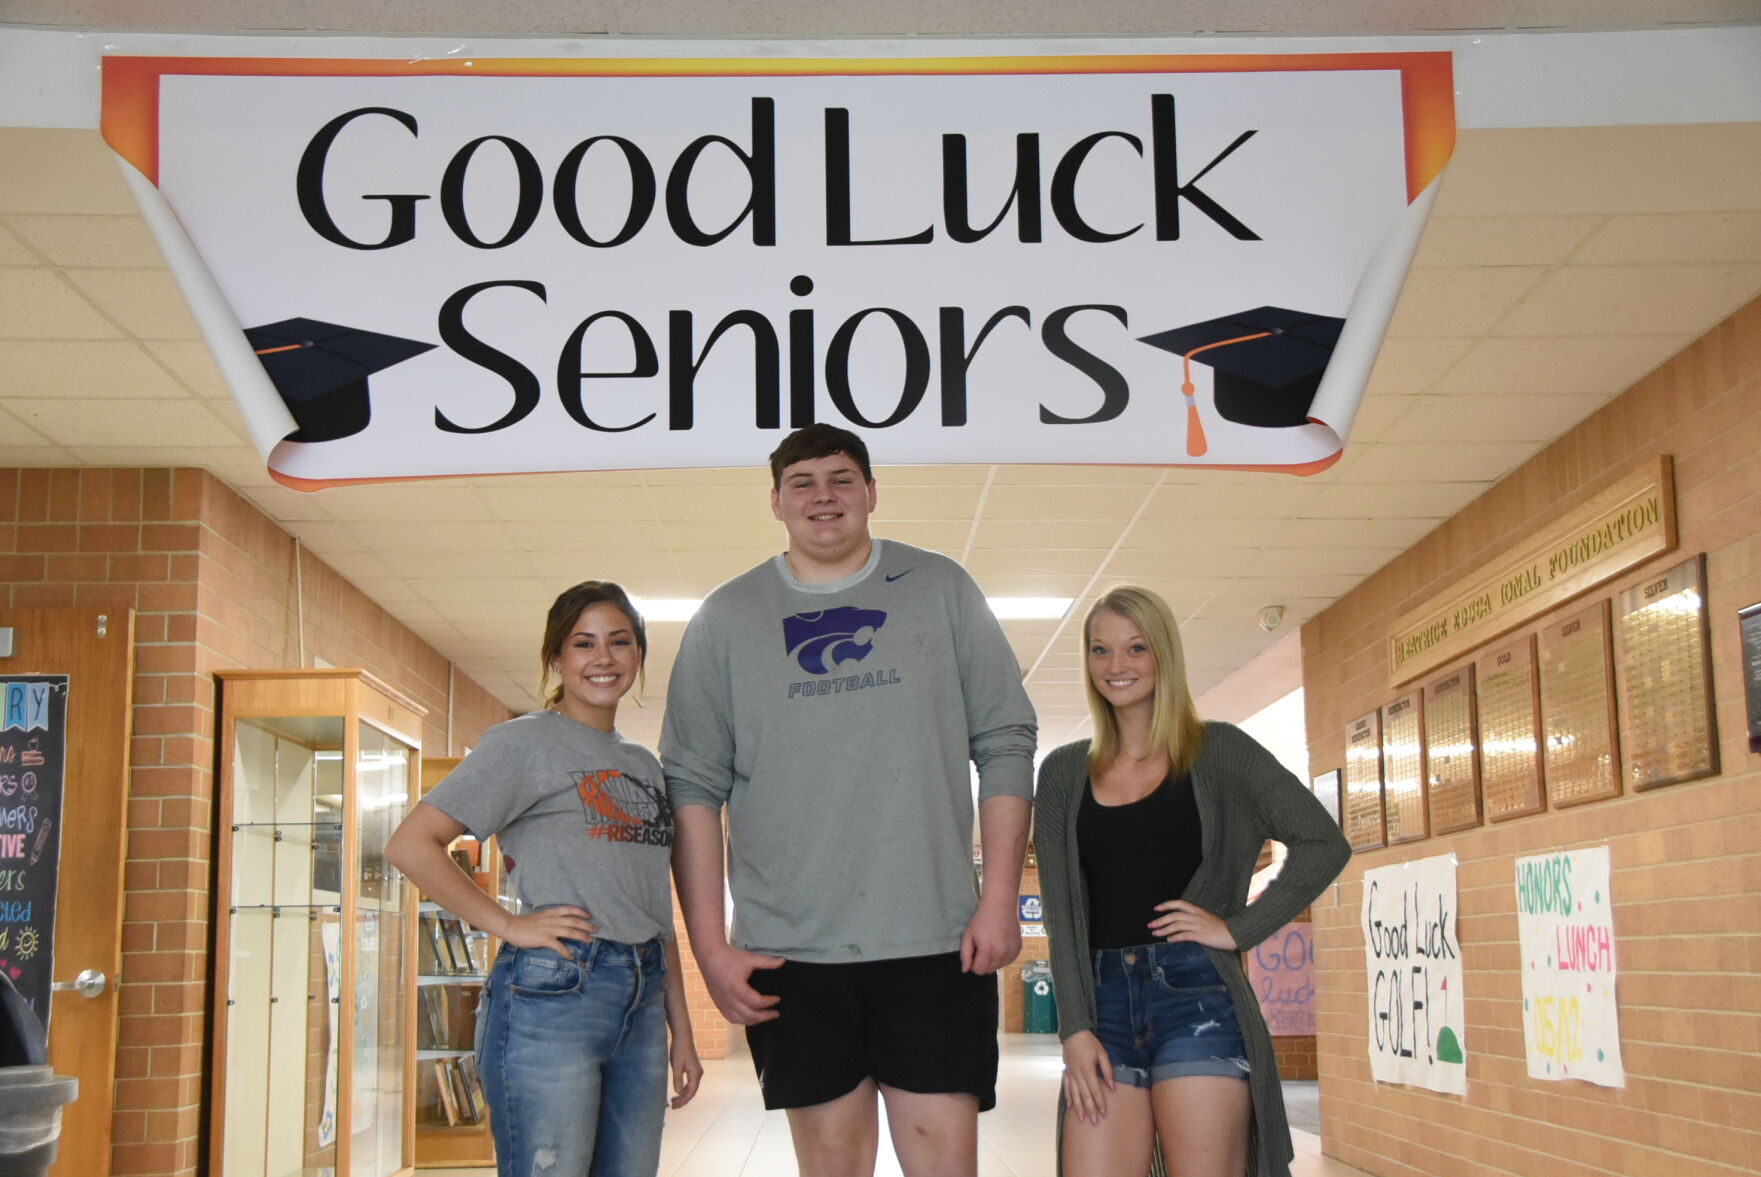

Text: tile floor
xmin=442 ymin=1035 xmax=1373 ymax=1177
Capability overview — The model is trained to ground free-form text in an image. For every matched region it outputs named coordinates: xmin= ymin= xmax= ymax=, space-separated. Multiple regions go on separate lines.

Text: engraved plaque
xmin=1382 ymin=692 xmax=1428 ymax=844
xmin=1539 ymin=602 xmax=1620 ymax=808
xmin=1311 ymin=769 xmax=1341 ymax=825
xmin=1741 ymin=601 xmax=1761 ymax=753
xmin=1614 ymin=554 xmax=1719 ymax=790
xmin=1424 ymin=665 xmax=1481 ymax=834
xmin=1476 ymin=636 xmax=1544 ymax=821
xmin=1343 ymin=711 xmax=1385 ymax=852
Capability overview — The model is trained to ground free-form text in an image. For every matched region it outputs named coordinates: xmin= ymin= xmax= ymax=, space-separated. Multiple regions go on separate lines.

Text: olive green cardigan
xmin=1033 ymin=723 xmax=1351 ymax=1177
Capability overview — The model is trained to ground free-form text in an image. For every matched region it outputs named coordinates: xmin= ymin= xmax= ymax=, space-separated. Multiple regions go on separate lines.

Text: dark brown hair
xmin=537 ymin=581 xmax=647 ymax=706
xmin=767 ymin=423 xmax=873 ymax=489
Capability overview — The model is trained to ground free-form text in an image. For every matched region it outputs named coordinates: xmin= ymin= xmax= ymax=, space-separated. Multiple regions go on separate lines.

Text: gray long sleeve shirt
xmin=661 ymin=539 xmax=1037 ymax=963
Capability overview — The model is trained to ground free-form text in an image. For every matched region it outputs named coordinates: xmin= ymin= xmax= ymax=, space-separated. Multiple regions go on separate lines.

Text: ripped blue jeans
xmin=477 ymin=937 xmax=668 ymax=1177
xmin=1091 ymin=941 xmax=1250 ymax=1088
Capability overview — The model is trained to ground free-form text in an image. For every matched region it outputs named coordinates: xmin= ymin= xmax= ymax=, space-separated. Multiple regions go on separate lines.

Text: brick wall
xmin=1300 ymin=295 xmax=1761 ymax=1177
xmin=0 ymin=467 xmax=515 ymax=1177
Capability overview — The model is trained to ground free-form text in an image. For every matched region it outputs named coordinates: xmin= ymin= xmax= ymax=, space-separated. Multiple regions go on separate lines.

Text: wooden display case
xmin=412 ymin=756 xmax=515 ymax=1169
xmin=210 ymin=669 xmax=425 ymax=1177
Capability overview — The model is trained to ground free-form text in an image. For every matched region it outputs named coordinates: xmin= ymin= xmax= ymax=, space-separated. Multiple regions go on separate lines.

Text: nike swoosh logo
xmin=885 ymin=569 xmax=914 ymax=582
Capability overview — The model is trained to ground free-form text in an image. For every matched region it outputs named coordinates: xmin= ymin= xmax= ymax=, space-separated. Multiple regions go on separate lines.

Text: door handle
xmin=50 ymin=969 xmax=107 ymax=999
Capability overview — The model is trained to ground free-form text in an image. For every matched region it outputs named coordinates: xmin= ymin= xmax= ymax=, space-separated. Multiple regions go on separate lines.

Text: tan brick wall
xmin=0 ymin=467 xmax=517 ymax=1177
xmin=1300 ymin=295 xmax=1761 ymax=1177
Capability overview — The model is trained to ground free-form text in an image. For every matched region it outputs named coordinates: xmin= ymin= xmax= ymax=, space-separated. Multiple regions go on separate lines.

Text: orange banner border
xmin=102 ymin=51 xmax=1453 ymax=198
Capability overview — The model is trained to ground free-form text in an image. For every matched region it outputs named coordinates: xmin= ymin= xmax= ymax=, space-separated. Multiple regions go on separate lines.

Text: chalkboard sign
xmin=0 ymin=676 xmax=69 ymax=1031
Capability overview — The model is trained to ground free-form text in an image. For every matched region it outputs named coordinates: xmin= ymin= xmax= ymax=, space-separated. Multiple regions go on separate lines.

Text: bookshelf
xmin=411 ymin=755 xmax=514 ymax=1168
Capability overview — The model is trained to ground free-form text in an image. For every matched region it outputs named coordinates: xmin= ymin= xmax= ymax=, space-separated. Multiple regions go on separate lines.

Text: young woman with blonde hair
xmin=1034 ymin=586 xmax=1349 ymax=1177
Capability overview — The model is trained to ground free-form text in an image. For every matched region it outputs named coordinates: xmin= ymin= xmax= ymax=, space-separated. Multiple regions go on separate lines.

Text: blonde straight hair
xmin=1083 ymin=585 xmax=1206 ymax=778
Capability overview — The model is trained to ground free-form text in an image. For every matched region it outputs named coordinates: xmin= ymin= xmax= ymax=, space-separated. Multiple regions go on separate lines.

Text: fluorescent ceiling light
xmin=634 ymin=597 xmax=1071 ymax=622
xmin=633 ymin=599 xmax=702 ymax=622
xmin=987 ymin=597 xmax=1074 ymax=620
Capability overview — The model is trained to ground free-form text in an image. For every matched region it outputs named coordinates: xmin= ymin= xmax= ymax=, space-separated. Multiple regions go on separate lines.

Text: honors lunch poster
xmin=1362 ymin=853 xmax=1466 ymax=1095
xmin=1515 ymin=846 xmax=1625 ymax=1087
xmin=101 ymin=51 xmax=1454 ymax=488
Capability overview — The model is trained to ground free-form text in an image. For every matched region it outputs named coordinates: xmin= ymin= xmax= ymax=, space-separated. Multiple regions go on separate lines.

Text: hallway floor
xmin=441 ymin=1035 xmax=1374 ymax=1177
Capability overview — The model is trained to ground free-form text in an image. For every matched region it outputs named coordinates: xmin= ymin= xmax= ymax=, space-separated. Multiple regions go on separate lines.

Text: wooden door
xmin=0 ymin=608 xmax=134 ymax=1177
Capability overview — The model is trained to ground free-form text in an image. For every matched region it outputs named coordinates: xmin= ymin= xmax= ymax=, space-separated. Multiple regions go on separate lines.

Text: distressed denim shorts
xmin=1091 ymin=941 xmax=1251 ymax=1088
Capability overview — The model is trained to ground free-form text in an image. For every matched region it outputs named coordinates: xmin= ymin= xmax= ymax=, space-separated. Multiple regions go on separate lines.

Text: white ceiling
xmin=3 ymin=5 xmax=1761 ymax=751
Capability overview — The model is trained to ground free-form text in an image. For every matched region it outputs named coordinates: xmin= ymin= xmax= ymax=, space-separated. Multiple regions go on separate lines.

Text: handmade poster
xmin=0 ymin=677 xmax=69 ymax=1033
xmin=1515 ymin=846 xmax=1624 ymax=1087
xmin=1361 ymin=853 xmax=1466 ymax=1094
xmin=1247 ymin=921 xmax=1315 ymax=1036
xmin=102 ymin=50 xmax=1453 ymax=487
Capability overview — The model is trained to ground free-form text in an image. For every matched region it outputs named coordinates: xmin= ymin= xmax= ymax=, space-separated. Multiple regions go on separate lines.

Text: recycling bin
xmin=1020 ymin=960 xmax=1058 ymax=1034
xmin=0 ymin=974 xmax=78 ymax=1177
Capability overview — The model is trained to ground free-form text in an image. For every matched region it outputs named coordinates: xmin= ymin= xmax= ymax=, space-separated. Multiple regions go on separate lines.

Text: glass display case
xmin=211 ymin=669 xmax=425 ymax=1177
xmin=412 ymin=755 xmax=515 ymax=1169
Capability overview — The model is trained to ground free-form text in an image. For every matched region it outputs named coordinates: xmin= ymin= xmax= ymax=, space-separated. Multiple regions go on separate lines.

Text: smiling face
xmin=770 ymin=451 xmax=878 ymax=577
xmin=551 ymin=602 xmax=642 ymax=730
xmin=1086 ymin=608 xmax=1159 ymax=718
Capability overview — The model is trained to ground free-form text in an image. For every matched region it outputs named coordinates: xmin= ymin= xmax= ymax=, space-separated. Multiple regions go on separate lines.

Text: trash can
xmin=0 ymin=974 xmax=78 ymax=1177
xmin=1020 ymin=960 xmax=1058 ymax=1034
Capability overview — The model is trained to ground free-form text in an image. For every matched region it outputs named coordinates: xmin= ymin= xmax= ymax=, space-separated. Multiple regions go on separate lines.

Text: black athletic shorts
xmin=745 ymin=951 xmax=999 ymax=1111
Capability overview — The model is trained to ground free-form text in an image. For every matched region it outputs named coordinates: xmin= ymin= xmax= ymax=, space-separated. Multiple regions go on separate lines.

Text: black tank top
xmin=1078 ymin=772 xmax=1203 ymax=951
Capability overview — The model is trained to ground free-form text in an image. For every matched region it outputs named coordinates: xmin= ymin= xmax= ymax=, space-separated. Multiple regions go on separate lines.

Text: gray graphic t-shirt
xmin=423 ymin=710 xmax=674 ymax=945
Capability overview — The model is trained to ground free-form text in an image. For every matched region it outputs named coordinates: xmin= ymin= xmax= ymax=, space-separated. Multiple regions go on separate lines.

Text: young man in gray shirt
xmin=662 ymin=424 xmax=1037 ymax=1177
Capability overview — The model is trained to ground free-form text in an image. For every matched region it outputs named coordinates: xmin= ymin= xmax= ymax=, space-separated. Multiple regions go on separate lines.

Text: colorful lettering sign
xmin=1361 ymin=853 xmax=1465 ymax=1094
xmin=1248 ymin=920 xmax=1315 ymax=1036
xmin=0 ymin=676 xmax=68 ymax=1031
xmin=1515 ymin=846 xmax=1624 ymax=1087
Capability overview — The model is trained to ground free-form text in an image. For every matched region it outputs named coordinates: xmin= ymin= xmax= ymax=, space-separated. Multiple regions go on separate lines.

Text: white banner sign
xmin=1362 ymin=853 xmax=1466 ymax=1094
xmin=1515 ymin=846 xmax=1624 ymax=1087
xmin=102 ymin=52 xmax=1453 ymax=489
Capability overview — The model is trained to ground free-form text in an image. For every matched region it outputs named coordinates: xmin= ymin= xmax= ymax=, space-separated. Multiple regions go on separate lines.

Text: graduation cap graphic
xmin=1139 ymin=306 xmax=1345 ymax=458
xmin=244 ymin=318 xmax=436 ymax=443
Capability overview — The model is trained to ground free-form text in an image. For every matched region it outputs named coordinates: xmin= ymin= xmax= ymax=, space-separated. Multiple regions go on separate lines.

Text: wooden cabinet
xmin=210 ymin=669 xmax=424 ymax=1177
xmin=411 ymin=756 xmax=515 ymax=1169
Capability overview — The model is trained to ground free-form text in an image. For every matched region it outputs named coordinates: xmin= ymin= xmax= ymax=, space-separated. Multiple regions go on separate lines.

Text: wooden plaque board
xmin=1614 ymin=553 xmax=1719 ymax=791
xmin=1343 ymin=711 xmax=1385 ymax=852
xmin=1424 ymin=664 xmax=1482 ymax=834
xmin=1382 ymin=691 xmax=1429 ymax=844
xmin=1476 ymin=636 xmax=1544 ymax=821
xmin=1539 ymin=602 xmax=1621 ymax=808
xmin=1311 ymin=769 xmax=1341 ymax=826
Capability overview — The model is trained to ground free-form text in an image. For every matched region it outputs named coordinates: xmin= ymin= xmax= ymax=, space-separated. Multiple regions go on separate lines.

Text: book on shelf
xmin=443 ymin=915 xmax=476 ymax=975
xmin=457 ymin=1055 xmax=489 ymax=1123
xmin=420 ymin=913 xmax=451 ymax=974
xmin=432 ymin=1060 xmax=461 ymax=1126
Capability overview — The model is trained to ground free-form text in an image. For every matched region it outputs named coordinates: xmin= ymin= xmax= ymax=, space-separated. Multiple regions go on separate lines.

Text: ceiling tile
xmin=5 ymin=214 xmax=165 ymax=268
xmin=965 ymin=572 xmax=1095 ymax=596
xmin=1434 ymin=125 xmax=1761 ymax=217
xmin=1329 ymin=441 xmax=1534 ymax=483
xmin=1385 ymin=265 xmax=1548 ymax=338
xmin=981 ymin=483 xmax=1151 ymax=521
xmin=1303 ymin=480 xmax=1490 ymax=518
xmin=971 ymin=519 xmax=1120 ymax=551
xmin=1382 ymin=393 xmax=1607 ymax=443
xmin=0 ymin=267 xmax=123 ymax=339
xmin=61 ymin=269 xmax=202 ymax=340
xmin=967 ymin=549 xmax=1107 ymax=578
xmin=1244 ymin=546 xmax=1404 ymax=577
xmin=1255 ymin=516 xmax=1440 ymax=549
xmin=1362 ymin=338 xmax=1474 ymax=397
xmin=1496 ymin=263 xmax=1761 ymax=336
xmin=873 ymin=484 xmax=984 ymax=520
xmin=144 ymin=340 xmax=232 ymax=398
xmin=0 ymin=129 xmax=140 ymax=217
xmin=9 ymin=397 xmax=241 ymax=447
xmin=285 ymin=520 xmax=367 ymax=550
xmin=0 ymin=339 xmax=192 ymax=399
xmin=477 ymin=482 xmax=657 ymax=520
xmin=876 ymin=521 xmax=970 ymax=553
xmin=1431 ymin=334 xmax=1689 ymax=398
xmin=614 ymin=0 xmax=917 ymax=36
xmin=988 ymin=464 xmax=1163 ymax=486
xmin=876 ymin=465 xmax=993 ymax=486
xmin=347 ymin=521 xmax=520 ymax=554
xmin=0 ymin=406 xmax=52 ymax=447
xmin=385 ymin=552 xmax=542 ymax=580
xmin=1412 ymin=214 xmax=1603 ymax=267
xmin=1570 ymin=211 xmax=1761 ymax=265
xmin=0 ymin=224 xmax=32 ymax=266
xmin=1118 ymin=515 xmax=1270 ymax=550
xmin=1344 ymin=395 xmax=1418 ymax=444
xmin=1137 ymin=481 xmax=1324 ymax=520
xmin=311 ymin=482 xmax=494 ymax=522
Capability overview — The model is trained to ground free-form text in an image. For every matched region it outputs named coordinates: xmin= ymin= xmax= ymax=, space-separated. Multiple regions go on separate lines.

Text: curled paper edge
xmin=115 ymin=154 xmax=296 ymax=460
xmin=1308 ymin=172 xmax=1445 ymax=445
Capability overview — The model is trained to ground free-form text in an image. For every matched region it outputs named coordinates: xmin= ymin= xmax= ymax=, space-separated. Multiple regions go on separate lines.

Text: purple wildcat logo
xmin=783 ymin=607 xmax=887 ymax=675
